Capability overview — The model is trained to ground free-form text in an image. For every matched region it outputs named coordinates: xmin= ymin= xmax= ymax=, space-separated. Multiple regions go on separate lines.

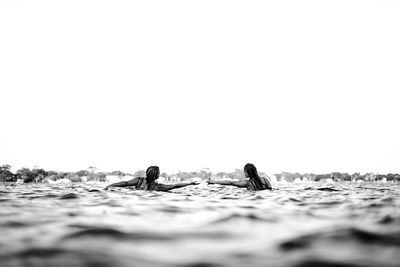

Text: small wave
xmin=314 ymin=201 xmax=342 ymax=206
xmin=0 ymin=248 xmax=121 ymax=267
xmin=0 ymin=221 xmax=30 ymax=228
xmin=382 ymin=197 xmax=395 ymax=203
xmin=158 ymin=205 xmax=185 ymax=213
xmin=20 ymin=192 xmax=35 ymax=195
xmin=280 ymin=227 xmax=400 ymax=251
xmin=378 ymin=215 xmax=400 ymax=224
xmin=87 ymin=189 xmax=101 ymax=192
xmin=316 ymin=187 xmax=341 ymax=192
xmin=63 ymin=227 xmax=175 ymax=241
xmin=237 ymin=205 xmax=256 ymax=209
xmin=366 ymin=203 xmax=384 ymax=208
xmin=220 ymin=196 xmax=239 ymax=200
xmin=211 ymin=213 xmax=277 ymax=224
xmin=177 ymin=262 xmax=224 ymax=267
xmin=67 ymin=223 xmax=96 ymax=229
xmin=59 ymin=193 xmax=79 ymax=199
xmin=303 ymin=186 xmax=341 ymax=191
xmin=64 ymin=225 xmax=234 ymax=241
xmin=27 ymin=195 xmax=57 ymax=199
xmin=43 ymin=193 xmax=58 ymax=198
xmin=292 ymin=259 xmax=370 ymax=267
xmin=13 ymin=247 xmax=66 ymax=257
xmin=249 ymin=195 xmax=265 ymax=200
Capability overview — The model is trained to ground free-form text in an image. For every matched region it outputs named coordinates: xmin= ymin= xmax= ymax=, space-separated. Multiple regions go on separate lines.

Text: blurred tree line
xmin=1 ymin=164 xmax=399 ymax=183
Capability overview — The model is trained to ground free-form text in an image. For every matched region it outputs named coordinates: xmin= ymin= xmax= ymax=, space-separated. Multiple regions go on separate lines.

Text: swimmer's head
xmin=146 ymin=166 xmax=160 ymax=182
xmin=244 ymin=163 xmax=259 ymax=180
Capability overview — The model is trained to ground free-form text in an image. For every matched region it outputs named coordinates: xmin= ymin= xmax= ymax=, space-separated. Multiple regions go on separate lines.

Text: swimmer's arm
xmin=208 ymin=180 xmax=247 ymax=188
xmin=105 ymin=178 xmax=140 ymax=189
xmin=156 ymin=182 xmax=199 ymax=192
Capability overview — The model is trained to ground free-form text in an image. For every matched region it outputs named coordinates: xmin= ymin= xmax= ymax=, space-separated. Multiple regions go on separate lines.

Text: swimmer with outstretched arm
xmin=208 ymin=163 xmax=272 ymax=191
xmin=105 ymin=166 xmax=199 ymax=192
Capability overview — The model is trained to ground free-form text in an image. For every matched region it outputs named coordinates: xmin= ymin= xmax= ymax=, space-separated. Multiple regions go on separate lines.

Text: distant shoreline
xmin=1 ymin=164 xmax=399 ymax=183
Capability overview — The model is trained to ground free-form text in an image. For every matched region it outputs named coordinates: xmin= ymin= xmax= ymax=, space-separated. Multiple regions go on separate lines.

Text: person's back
xmin=246 ymin=176 xmax=272 ymax=191
xmin=134 ymin=177 xmax=163 ymax=191
xmin=106 ymin=166 xmax=199 ymax=192
xmin=207 ymin=163 xmax=272 ymax=191
xmin=135 ymin=177 xmax=147 ymax=190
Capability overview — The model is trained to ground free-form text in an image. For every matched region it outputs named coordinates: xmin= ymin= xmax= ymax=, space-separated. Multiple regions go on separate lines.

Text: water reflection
xmin=0 ymin=182 xmax=400 ymax=267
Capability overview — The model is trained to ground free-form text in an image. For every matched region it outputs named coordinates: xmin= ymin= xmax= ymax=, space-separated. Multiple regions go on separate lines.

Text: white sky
xmin=1 ymin=0 xmax=399 ymax=174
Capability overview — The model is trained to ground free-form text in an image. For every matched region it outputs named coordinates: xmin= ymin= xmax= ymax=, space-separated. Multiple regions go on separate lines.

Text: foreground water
xmin=1 ymin=182 xmax=400 ymax=267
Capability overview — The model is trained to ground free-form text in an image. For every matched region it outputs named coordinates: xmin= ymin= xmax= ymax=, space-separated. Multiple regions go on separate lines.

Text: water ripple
xmin=0 ymin=182 xmax=399 ymax=267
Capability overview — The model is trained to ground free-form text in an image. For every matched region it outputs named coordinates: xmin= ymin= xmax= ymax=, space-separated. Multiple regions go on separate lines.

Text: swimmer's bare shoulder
xmin=262 ymin=176 xmax=272 ymax=189
xmin=105 ymin=177 xmax=141 ymax=189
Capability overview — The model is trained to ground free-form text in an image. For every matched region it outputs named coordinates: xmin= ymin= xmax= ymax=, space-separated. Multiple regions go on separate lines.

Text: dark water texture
xmin=1 ymin=182 xmax=400 ymax=267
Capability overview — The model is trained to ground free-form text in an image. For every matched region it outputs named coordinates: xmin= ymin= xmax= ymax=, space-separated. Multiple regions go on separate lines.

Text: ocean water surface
xmin=1 ymin=182 xmax=400 ymax=267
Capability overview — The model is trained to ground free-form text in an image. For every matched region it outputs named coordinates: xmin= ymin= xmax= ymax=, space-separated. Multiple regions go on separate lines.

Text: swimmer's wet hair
xmin=146 ymin=166 xmax=160 ymax=189
xmin=244 ymin=163 xmax=264 ymax=190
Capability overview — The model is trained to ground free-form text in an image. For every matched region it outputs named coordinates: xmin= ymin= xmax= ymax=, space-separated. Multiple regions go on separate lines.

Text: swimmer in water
xmin=208 ymin=163 xmax=272 ymax=190
xmin=105 ymin=166 xmax=199 ymax=191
